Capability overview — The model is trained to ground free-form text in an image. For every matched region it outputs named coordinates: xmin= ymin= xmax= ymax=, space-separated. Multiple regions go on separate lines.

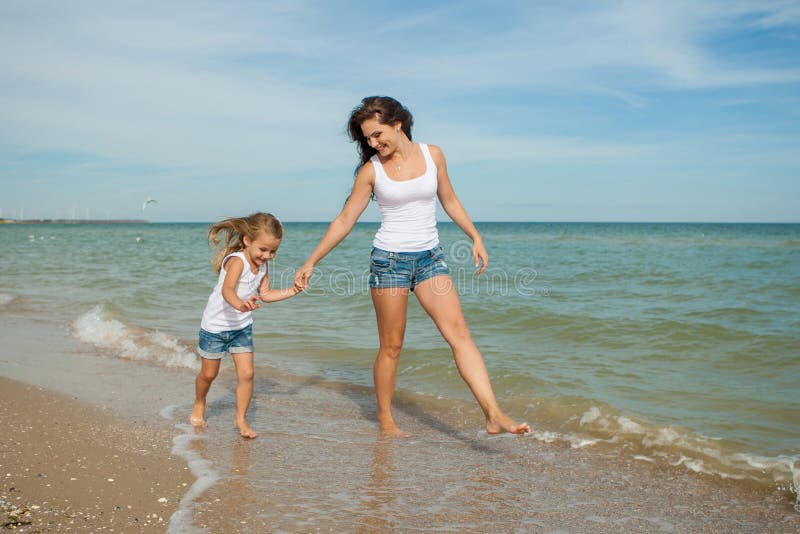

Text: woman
xmin=295 ymin=96 xmax=529 ymax=437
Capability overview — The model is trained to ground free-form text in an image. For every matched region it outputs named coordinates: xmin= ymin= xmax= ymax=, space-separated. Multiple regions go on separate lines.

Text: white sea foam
xmin=74 ymin=306 xmax=199 ymax=369
xmin=642 ymin=427 xmax=680 ymax=447
xmin=166 ymin=423 xmax=219 ymax=534
xmin=672 ymin=455 xmax=708 ymax=474
xmin=0 ymin=293 xmax=15 ymax=306
xmin=579 ymin=406 xmax=602 ymax=425
xmin=530 ymin=430 xmax=560 ymax=444
xmin=571 ymin=403 xmax=799 ymax=505
xmin=616 ymin=416 xmax=645 ymax=434
xmin=570 ymin=438 xmax=600 ymax=449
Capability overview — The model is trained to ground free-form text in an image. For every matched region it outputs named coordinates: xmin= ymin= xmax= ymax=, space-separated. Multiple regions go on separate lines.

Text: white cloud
xmin=361 ymin=1 xmax=800 ymax=95
xmin=0 ymin=1 xmax=797 ymax=221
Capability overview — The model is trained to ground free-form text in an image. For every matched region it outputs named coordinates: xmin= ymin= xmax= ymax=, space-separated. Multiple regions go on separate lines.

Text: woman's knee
xmin=442 ymin=319 xmax=472 ymax=347
xmin=378 ymin=341 xmax=403 ymax=360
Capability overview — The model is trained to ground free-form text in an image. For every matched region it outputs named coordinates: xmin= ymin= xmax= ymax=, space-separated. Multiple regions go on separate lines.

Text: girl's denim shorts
xmin=197 ymin=324 xmax=254 ymax=359
xmin=369 ymin=245 xmax=450 ymax=291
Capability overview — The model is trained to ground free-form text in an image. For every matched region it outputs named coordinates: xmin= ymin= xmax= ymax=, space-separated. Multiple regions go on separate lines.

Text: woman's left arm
xmin=430 ymin=145 xmax=488 ymax=274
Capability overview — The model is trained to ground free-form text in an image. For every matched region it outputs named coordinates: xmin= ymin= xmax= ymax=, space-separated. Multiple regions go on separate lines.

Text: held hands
xmin=294 ymin=263 xmax=314 ymax=291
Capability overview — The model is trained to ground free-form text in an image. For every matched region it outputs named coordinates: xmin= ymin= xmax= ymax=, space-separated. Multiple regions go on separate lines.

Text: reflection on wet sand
xmin=164 ymin=375 xmax=800 ymax=533
xmin=357 ymin=436 xmax=396 ymax=533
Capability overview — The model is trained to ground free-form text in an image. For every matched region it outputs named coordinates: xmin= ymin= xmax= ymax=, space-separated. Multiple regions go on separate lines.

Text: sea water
xmin=1 ymin=221 xmax=798 ymax=518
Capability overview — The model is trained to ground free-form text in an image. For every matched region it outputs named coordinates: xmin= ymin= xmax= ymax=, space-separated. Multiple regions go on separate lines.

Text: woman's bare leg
xmin=232 ymin=352 xmax=257 ymax=438
xmin=371 ymin=287 xmax=410 ymax=437
xmin=414 ymin=276 xmax=530 ymax=434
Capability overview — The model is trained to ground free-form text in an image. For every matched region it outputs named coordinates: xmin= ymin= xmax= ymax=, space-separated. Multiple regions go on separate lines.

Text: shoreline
xmin=1 ymin=308 xmax=799 ymax=532
xmin=0 ymin=310 xmax=208 ymax=532
xmin=0 ymin=376 xmax=192 ymax=532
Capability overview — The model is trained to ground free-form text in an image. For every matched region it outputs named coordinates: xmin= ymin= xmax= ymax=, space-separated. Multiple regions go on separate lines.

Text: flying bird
xmin=142 ymin=198 xmax=158 ymax=211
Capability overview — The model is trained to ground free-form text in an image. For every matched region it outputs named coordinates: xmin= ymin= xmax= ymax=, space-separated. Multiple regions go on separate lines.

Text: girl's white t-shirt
xmin=200 ymin=251 xmax=266 ymax=333
xmin=371 ymin=143 xmax=439 ymax=252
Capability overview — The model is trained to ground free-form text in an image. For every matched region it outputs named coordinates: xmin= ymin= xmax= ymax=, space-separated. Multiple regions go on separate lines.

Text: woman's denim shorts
xmin=369 ymin=245 xmax=450 ymax=291
xmin=197 ymin=324 xmax=254 ymax=359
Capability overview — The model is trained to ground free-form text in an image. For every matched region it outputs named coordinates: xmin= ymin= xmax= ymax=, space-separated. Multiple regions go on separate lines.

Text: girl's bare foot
xmin=236 ymin=419 xmax=258 ymax=439
xmin=190 ymin=402 xmax=207 ymax=428
xmin=486 ymin=413 xmax=530 ymax=435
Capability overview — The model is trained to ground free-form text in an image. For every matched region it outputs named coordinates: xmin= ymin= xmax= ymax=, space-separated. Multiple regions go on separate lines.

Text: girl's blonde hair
xmin=207 ymin=212 xmax=283 ymax=273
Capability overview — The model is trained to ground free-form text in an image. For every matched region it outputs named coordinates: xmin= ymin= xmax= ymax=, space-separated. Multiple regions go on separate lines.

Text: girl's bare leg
xmin=371 ymin=287 xmax=410 ymax=437
xmin=232 ymin=352 xmax=257 ymax=438
xmin=192 ymin=357 xmax=221 ymax=427
xmin=414 ymin=276 xmax=530 ymax=435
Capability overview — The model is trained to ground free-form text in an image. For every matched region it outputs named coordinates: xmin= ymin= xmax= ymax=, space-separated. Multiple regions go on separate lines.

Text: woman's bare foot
xmin=190 ymin=402 xmax=207 ymax=428
xmin=236 ymin=419 xmax=258 ymax=439
xmin=378 ymin=416 xmax=411 ymax=438
xmin=379 ymin=424 xmax=411 ymax=438
xmin=486 ymin=413 xmax=530 ymax=435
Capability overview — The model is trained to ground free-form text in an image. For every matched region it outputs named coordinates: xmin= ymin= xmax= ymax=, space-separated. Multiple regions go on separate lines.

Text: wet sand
xmin=0 ymin=377 xmax=192 ymax=532
xmin=173 ymin=371 xmax=800 ymax=533
xmin=1 ymin=309 xmax=799 ymax=532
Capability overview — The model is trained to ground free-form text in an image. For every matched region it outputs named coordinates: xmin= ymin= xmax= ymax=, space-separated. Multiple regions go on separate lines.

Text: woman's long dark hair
xmin=347 ymin=96 xmax=414 ymax=173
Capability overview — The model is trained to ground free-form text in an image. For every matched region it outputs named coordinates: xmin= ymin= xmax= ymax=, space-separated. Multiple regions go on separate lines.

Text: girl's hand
xmin=239 ymin=296 xmax=261 ymax=312
xmin=473 ymin=239 xmax=488 ymax=275
xmin=294 ymin=264 xmax=314 ymax=291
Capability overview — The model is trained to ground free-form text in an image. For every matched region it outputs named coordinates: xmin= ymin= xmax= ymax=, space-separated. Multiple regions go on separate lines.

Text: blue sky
xmin=1 ymin=1 xmax=798 ymax=222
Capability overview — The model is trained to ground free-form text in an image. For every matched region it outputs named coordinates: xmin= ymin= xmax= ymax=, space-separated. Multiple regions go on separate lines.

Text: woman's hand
xmin=473 ymin=239 xmax=488 ymax=275
xmin=294 ymin=263 xmax=314 ymax=291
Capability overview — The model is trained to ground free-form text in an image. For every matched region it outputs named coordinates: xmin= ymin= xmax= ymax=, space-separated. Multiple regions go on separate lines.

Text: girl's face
xmin=242 ymin=231 xmax=281 ymax=268
xmin=361 ymin=118 xmax=402 ymax=157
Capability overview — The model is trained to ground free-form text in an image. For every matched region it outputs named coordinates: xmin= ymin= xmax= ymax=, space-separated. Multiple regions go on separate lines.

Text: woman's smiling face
xmin=361 ymin=117 xmax=401 ymax=157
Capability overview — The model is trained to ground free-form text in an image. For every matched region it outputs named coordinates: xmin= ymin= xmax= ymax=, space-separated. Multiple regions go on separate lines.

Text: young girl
xmin=191 ymin=212 xmax=301 ymax=438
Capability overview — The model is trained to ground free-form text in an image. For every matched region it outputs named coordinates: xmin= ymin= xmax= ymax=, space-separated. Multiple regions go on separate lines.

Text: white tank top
xmin=200 ymin=251 xmax=266 ymax=333
xmin=371 ymin=143 xmax=439 ymax=252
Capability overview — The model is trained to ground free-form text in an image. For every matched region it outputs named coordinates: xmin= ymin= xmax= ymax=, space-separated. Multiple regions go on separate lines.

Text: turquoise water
xmin=1 ymin=221 xmax=798 ymax=501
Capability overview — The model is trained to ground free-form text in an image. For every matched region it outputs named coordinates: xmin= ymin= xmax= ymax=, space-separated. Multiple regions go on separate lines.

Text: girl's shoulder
xmin=221 ymin=251 xmax=246 ymax=271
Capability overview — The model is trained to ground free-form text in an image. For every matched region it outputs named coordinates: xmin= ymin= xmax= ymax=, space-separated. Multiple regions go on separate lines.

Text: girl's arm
xmin=221 ymin=256 xmax=261 ymax=311
xmin=430 ymin=144 xmax=488 ymax=274
xmin=258 ymin=271 xmax=301 ymax=303
xmin=294 ymin=164 xmax=375 ymax=288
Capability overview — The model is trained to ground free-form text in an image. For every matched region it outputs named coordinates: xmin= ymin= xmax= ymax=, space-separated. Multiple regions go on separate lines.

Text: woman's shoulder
xmin=418 ymin=141 xmax=442 ymax=152
xmin=421 ymin=143 xmax=445 ymax=162
xmin=355 ymin=159 xmax=377 ymax=183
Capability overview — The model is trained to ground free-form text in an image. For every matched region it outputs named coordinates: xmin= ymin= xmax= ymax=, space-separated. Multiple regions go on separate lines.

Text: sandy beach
xmin=0 ymin=377 xmax=191 ymax=532
xmin=1 ymin=306 xmax=799 ymax=532
xmin=0 ymin=309 xmax=203 ymax=533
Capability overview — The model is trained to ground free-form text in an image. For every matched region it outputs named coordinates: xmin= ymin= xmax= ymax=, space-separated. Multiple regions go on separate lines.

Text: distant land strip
xmin=0 ymin=219 xmax=149 ymax=224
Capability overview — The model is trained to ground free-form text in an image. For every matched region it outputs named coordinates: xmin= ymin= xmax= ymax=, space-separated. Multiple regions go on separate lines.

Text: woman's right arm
xmin=295 ymin=164 xmax=375 ymax=288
